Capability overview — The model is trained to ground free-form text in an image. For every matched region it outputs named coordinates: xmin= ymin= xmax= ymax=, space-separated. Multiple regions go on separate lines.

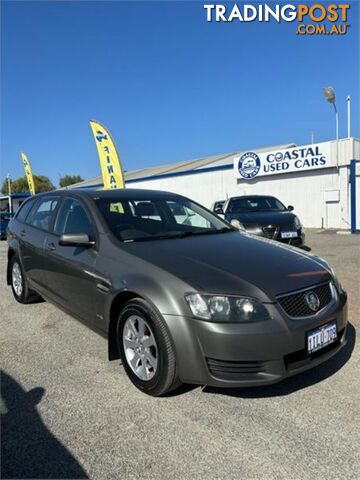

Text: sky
xmin=1 ymin=0 xmax=359 ymax=187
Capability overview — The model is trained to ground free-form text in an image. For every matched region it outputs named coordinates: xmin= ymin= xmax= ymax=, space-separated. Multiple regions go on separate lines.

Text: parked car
xmin=211 ymin=200 xmax=225 ymax=214
xmin=214 ymin=195 xmax=305 ymax=247
xmin=7 ymin=189 xmax=347 ymax=396
xmin=0 ymin=212 xmax=14 ymax=240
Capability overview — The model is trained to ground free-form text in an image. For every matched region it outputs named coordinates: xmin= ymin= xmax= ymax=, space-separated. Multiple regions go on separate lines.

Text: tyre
xmin=10 ymin=256 xmax=41 ymax=304
xmin=117 ymin=298 xmax=181 ymax=396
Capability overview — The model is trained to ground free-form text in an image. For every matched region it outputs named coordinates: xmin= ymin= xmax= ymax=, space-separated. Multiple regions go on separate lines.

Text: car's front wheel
xmin=10 ymin=256 xmax=41 ymax=304
xmin=117 ymin=298 xmax=181 ymax=396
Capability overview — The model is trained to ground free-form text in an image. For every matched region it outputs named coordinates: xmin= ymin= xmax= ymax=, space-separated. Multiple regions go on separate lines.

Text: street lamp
xmin=323 ymin=86 xmax=339 ymax=168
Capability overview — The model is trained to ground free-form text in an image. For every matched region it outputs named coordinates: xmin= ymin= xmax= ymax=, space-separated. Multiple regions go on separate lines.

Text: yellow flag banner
xmin=21 ymin=152 xmax=36 ymax=195
xmin=89 ymin=120 xmax=125 ymax=189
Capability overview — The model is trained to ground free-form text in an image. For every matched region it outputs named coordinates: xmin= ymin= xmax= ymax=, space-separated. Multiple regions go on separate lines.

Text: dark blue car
xmin=0 ymin=212 xmax=14 ymax=240
xmin=214 ymin=195 xmax=305 ymax=247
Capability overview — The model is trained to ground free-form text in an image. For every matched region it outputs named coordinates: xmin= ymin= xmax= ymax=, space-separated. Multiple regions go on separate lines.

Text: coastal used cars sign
xmin=234 ymin=141 xmax=332 ymax=180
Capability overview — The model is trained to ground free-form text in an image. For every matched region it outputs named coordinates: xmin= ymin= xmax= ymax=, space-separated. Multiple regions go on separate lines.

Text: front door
xmin=43 ymin=197 xmax=105 ymax=328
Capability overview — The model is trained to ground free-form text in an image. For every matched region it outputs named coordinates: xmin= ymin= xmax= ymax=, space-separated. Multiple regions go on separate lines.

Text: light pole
xmin=323 ymin=86 xmax=339 ymax=168
xmin=347 ymin=95 xmax=351 ymax=138
xmin=7 ymin=174 xmax=12 ymax=213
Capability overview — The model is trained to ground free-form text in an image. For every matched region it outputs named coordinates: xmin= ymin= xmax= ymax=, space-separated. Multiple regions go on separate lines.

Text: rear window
xmin=15 ymin=198 xmax=36 ymax=223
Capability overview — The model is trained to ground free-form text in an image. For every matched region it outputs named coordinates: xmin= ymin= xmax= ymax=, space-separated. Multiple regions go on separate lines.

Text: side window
xmin=15 ymin=198 xmax=36 ymax=223
xmin=167 ymin=200 xmax=211 ymax=228
xmin=54 ymin=198 xmax=95 ymax=238
xmin=29 ymin=197 xmax=59 ymax=231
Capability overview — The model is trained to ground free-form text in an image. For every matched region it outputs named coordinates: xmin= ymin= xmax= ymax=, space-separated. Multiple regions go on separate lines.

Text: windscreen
xmin=94 ymin=194 xmax=232 ymax=242
xmin=228 ymin=196 xmax=286 ymax=214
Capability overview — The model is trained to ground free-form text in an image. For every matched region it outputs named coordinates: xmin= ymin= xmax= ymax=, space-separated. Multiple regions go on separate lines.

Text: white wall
xmin=356 ymin=162 xmax=360 ymax=230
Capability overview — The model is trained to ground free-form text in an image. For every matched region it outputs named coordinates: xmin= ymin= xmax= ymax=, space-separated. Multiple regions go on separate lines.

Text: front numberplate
xmin=307 ymin=321 xmax=337 ymax=354
xmin=281 ymin=231 xmax=298 ymax=239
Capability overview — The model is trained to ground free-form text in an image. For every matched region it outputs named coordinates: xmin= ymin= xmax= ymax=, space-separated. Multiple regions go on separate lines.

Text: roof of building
xmin=69 ymin=143 xmax=296 ymax=189
xmin=37 ymin=188 xmax=193 ymax=199
xmin=0 ymin=192 xmax=31 ymax=199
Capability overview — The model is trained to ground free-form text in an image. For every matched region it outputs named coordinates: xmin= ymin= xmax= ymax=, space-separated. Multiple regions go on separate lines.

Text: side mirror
xmin=287 ymin=205 xmax=294 ymax=211
xmin=214 ymin=206 xmax=224 ymax=214
xmin=59 ymin=233 xmax=94 ymax=247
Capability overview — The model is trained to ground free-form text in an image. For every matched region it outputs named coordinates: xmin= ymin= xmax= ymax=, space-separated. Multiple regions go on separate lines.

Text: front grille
xmin=207 ymin=358 xmax=265 ymax=380
xmin=278 ymin=282 xmax=333 ymax=318
xmin=262 ymin=226 xmax=278 ymax=239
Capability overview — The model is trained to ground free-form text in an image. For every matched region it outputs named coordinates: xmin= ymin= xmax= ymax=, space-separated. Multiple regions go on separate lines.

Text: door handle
xmin=46 ymin=242 xmax=56 ymax=251
xmin=20 ymin=230 xmax=26 ymax=237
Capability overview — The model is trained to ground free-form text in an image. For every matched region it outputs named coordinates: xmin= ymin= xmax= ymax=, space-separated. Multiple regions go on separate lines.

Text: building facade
xmin=72 ymin=137 xmax=360 ymax=230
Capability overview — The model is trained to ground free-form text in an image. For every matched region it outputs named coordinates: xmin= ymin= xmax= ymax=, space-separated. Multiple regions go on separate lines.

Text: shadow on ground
xmin=1 ymin=371 xmax=88 ymax=479
xmin=170 ymin=323 xmax=356 ymax=398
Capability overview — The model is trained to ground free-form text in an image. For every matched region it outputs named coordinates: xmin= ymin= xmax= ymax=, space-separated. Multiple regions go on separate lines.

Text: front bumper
xmin=165 ymin=291 xmax=347 ymax=388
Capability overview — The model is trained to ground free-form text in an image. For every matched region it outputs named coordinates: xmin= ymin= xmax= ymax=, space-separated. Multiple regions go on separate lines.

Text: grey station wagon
xmin=7 ymin=189 xmax=348 ymax=396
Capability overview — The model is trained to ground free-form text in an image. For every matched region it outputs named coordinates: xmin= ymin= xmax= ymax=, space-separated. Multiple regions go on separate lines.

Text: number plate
xmin=307 ymin=322 xmax=337 ymax=354
xmin=281 ymin=231 xmax=298 ymax=239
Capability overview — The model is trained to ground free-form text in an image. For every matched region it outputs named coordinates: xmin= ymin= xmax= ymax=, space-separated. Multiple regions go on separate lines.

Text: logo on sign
xmin=304 ymin=291 xmax=320 ymax=312
xmin=96 ymin=131 xmax=108 ymax=143
xmin=238 ymin=152 xmax=261 ymax=179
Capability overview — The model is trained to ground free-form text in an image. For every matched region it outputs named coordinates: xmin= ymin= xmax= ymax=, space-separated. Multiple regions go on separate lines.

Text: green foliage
xmin=1 ymin=175 xmax=55 ymax=195
xmin=59 ymin=175 xmax=83 ymax=188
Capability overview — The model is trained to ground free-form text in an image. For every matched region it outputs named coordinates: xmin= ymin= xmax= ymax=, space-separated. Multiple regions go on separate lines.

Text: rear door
xmin=43 ymin=197 xmax=105 ymax=327
xmin=17 ymin=196 xmax=60 ymax=292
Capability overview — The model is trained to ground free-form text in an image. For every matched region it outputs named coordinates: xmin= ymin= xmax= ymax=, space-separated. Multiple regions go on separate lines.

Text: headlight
xmin=317 ymin=257 xmax=343 ymax=293
xmin=328 ymin=266 xmax=343 ymax=293
xmin=293 ymin=216 xmax=302 ymax=230
xmin=185 ymin=293 xmax=270 ymax=322
xmin=230 ymin=219 xmax=246 ymax=231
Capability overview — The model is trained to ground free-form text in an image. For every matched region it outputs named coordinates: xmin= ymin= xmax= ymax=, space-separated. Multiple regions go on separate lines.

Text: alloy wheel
xmin=123 ymin=315 xmax=158 ymax=381
xmin=12 ymin=261 xmax=23 ymax=297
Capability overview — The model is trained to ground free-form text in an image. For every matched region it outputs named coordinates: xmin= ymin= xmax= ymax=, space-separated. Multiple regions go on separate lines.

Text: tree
xmin=1 ymin=175 xmax=55 ymax=195
xmin=59 ymin=175 xmax=84 ymax=188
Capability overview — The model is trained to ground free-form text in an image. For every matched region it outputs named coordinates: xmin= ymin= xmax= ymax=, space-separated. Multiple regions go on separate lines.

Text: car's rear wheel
xmin=117 ymin=298 xmax=181 ymax=396
xmin=10 ymin=256 xmax=41 ymax=304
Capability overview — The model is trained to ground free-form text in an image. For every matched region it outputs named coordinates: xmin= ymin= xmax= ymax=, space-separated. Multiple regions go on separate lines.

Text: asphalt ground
xmin=1 ymin=230 xmax=359 ymax=480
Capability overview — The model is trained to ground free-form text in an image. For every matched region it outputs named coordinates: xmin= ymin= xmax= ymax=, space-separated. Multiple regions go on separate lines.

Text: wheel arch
xmin=108 ymin=290 xmax=143 ymax=361
xmin=7 ymin=248 xmax=17 ymax=285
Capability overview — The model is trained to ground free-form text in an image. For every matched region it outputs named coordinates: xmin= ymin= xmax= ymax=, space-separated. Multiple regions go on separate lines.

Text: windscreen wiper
xmin=160 ymin=228 xmax=235 ymax=238
xmin=123 ymin=228 xmax=234 ymax=242
xmin=123 ymin=235 xmax=172 ymax=242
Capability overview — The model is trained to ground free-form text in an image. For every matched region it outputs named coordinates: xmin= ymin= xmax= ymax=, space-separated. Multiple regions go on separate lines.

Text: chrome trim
xmin=276 ymin=280 xmax=330 ymax=299
xmin=96 ymin=283 xmax=110 ymax=294
xmin=276 ymin=281 xmax=337 ymax=320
